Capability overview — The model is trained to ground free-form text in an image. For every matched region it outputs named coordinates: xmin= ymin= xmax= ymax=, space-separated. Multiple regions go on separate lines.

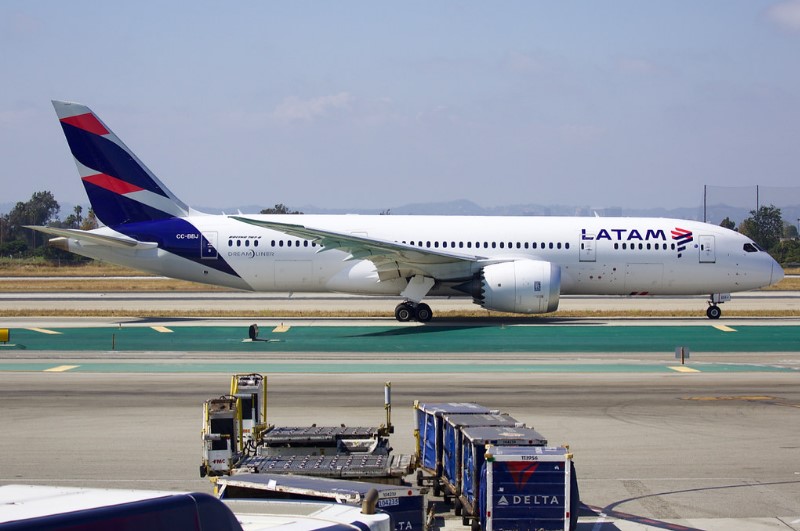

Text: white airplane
xmin=29 ymin=101 xmax=784 ymax=321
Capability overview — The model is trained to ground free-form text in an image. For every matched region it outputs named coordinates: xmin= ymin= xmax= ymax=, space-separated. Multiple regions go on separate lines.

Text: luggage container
xmin=481 ymin=446 xmax=579 ymax=531
xmin=216 ymin=473 xmax=425 ymax=531
xmin=413 ymin=402 xmax=494 ymax=493
xmin=441 ymin=413 xmax=521 ymax=502
xmin=458 ymin=426 xmax=547 ymax=525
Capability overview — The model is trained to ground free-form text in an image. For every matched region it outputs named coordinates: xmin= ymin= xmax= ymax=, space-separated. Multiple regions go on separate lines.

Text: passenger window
xmin=254 ymin=240 xmax=259 ymax=247
xmin=236 ymin=240 xmax=241 ymax=247
xmin=565 ymin=243 xmax=570 ymax=250
xmin=245 ymin=240 xmax=250 ymax=247
xmin=533 ymin=243 xmax=538 ymax=249
xmin=228 ymin=239 xmax=233 ymax=247
xmin=557 ymin=242 xmax=562 ymax=249
xmin=548 ymin=242 xmax=553 ymax=249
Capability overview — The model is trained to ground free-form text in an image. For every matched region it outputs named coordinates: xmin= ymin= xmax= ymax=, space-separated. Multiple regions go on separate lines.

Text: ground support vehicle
xmin=216 ymin=472 xmax=425 ymax=531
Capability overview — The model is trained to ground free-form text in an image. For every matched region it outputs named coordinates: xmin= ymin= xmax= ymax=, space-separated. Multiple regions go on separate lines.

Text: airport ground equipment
xmin=441 ymin=413 xmax=522 ymax=503
xmin=480 ymin=446 xmax=578 ymax=531
xmin=231 ymin=453 xmax=415 ymax=484
xmin=229 ymin=373 xmax=266 ymax=451
xmin=202 ymin=377 xmax=412 ymax=483
xmin=457 ymin=426 xmax=548 ymax=528
xmin=201 ymin=396 xmax=238 ymax=477
xmin=216 ymin=473 xmax=425 ymax=531
xmin=413 ymin=402 xmax=496 ymax=494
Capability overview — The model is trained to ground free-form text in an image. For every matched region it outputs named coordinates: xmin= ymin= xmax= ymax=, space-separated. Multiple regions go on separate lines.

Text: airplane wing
xmin=25 ymin=226 xmax=158 ymax=250
xmin=232 ymin=216 xmax=491 ymax=280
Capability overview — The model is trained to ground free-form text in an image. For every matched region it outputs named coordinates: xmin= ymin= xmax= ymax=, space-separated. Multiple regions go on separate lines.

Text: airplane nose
xmin=771 ymin=260 xmax=785 ymax=286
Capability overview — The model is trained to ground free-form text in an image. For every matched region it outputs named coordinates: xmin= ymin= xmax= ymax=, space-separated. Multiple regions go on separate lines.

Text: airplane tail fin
xmin=52 ymin=101 xmax=191 ymax=227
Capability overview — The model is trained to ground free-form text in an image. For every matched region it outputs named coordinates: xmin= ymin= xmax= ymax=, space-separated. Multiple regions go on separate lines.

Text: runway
xmin=1 ymin=302 xmax=799 ymax=529
xmin=1 ymin=290 xmax=799 ymax=314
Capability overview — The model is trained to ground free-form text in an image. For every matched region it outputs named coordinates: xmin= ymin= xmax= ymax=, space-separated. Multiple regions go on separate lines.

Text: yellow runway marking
xmin=26 ymin=328 xmax=62 ymax=335
xmin=44 ymin=365 xmax=79 ymax=372
xmin=151 ymin=326 xmax=173 ymax=333
xmin=712 ymin=325 xmax=737 ymax=332
xmin=272 ymin=325 xmax=290 ymax=333
xmin=668 ymin=366 xmax=700 ymax=373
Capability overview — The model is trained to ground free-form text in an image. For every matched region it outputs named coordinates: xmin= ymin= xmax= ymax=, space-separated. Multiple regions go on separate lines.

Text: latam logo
xmin=671 ymin=227 xmax=693 ymax=258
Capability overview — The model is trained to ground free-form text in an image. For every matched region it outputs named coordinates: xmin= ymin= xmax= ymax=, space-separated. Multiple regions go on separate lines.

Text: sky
xmin=2 ymin=1 xmax=800 ymax=213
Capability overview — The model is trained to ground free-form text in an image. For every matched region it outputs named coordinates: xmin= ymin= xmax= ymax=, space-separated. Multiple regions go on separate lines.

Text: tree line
xmin=722 ymin=205 xmax=800 ymax=266
xmin=0 ymin=191 xmax=97 ymax=258
xmin=3 ymin=191 xmax=799 ymax=266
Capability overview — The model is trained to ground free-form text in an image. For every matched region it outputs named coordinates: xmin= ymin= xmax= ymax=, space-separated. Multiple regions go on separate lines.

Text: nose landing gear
xmin=706 ymin=293 xmax=730 ymax=319
xmin=706 ymin=304 xmax=722 ymax=319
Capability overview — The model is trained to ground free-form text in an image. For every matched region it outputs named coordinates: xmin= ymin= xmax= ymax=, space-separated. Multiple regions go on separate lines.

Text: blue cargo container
xmin=480 ymin=446 xmax=579 ymax=531
xmin=217 ymin=472 xmax=425 ymax=531
xmin=413 ymin=402 xmax=493 ymax=492
xmin=441 ymin=413 xmax=521 ymax=499
xmin=458 ymin=426 xmax=547 ymax=523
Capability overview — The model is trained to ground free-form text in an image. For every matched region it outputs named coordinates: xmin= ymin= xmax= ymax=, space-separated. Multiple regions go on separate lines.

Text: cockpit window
xmin=743 ymin=243 xmax=758 ymax=253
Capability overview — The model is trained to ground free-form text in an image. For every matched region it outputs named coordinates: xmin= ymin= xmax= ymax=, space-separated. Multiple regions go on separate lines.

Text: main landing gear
xmin=706 ymin=293 xmax=731 ymax=320
xmin=394 ymin=302 xmax=433 ymax=322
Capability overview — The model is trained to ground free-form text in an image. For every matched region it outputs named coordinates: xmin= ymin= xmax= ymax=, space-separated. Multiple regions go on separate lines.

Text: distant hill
xmin=5 ymin=199 xmax=798 ymax=230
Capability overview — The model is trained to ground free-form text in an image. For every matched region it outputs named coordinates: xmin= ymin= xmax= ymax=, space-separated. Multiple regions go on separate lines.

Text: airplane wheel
xmin=395 ymin=303 xmax=414 ymax=322
xmin=706 ymin=305 xmax=722 ymax=319
xmin=415 ymin=303 xmax=433 ymax=322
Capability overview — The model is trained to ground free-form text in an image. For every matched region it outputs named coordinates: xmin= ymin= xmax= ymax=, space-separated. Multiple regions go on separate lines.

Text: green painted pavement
xmin=0 ymin=362 xmax=791 ymax=373
xmin=4 ymin=324 xmax=800 ymax=353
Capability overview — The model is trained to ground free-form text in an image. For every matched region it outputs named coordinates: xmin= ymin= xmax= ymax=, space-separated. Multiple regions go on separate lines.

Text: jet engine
xmin=462 ymin=260 xmax=561 ymax=314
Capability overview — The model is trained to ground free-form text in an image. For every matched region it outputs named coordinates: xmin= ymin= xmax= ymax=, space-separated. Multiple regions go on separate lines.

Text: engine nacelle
xmin=476 ymin=260 xmax=561 ymax=314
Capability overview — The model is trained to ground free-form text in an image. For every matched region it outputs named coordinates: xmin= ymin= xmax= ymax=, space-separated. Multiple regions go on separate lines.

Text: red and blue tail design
xmin=52 ymin=101 xmax=190 ymax=227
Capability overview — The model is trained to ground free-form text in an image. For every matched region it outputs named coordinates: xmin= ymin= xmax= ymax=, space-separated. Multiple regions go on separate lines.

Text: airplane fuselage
xmin=61 ymin=214 xmax=781 ymax=298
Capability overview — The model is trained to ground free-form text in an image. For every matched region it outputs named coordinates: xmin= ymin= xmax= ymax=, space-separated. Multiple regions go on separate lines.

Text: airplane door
xmin=580 ymin=236 xmax=596 ymax=262
xmin=698 ymin=235 xmax=715 ymax=263
xmin=201 ymin=231 xmax=218 ymax=259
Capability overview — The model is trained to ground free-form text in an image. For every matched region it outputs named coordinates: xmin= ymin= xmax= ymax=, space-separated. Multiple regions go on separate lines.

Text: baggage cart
xmin=441 ymin=413 xmax=521 ymax=504
xmin=413 ymin=402 xmax=494 ymax=494
xmin=458 ymin=426 xmax=547 ymax=525
xmin=481 ymin=445 xmax=579 ymax=531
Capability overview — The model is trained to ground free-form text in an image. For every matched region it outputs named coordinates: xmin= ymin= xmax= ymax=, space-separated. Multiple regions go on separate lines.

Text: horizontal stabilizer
xmin=25 ymin=226 xmax=157 ymax=250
